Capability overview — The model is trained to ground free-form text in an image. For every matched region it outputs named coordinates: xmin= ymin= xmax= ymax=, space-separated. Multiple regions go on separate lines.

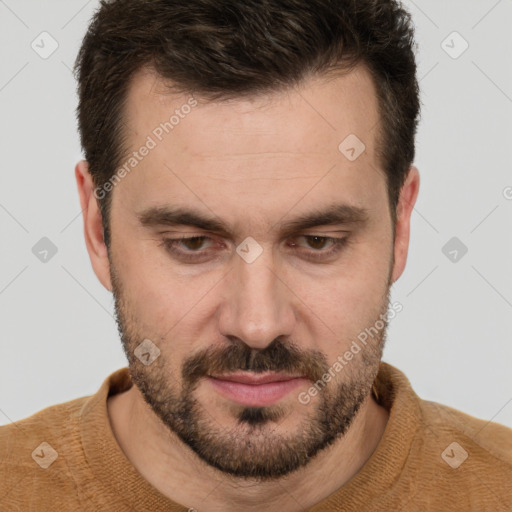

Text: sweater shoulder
xmin=0 ymin=396 xmax=92 ymax=508
xmin=0 ymin=395 xmax=90 ymax=458
xmin=419 ymin=398 xmax=512 ymax=468
xmin=381 ymin=397 xmax=512 ymax=510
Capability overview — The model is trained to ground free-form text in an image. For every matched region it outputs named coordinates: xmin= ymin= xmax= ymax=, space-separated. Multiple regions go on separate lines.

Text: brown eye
xmin=289 ymin=235 xmax=349 ymax=261
xmin=304 ymin=236 xmax=331 ymax=250
xmin=178 ymin=236 xmax=207 ymax=251
xmin=160 ymin=236 xmax=215 ymax=262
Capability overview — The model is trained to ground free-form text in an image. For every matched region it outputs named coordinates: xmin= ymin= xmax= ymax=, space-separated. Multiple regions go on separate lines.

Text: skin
xmin=75 ymin=63 xmax=419 ymax=511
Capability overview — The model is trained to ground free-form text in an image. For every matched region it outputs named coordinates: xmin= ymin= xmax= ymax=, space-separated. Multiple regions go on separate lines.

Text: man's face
xmin=106 ymin=65 xmax=396 ymax=479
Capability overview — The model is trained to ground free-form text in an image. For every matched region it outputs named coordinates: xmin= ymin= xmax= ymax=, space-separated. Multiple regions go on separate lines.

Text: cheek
xmin=295 ymin=233 xmax=392 ymax=349
xmin=305 ymin=269 xmax=388 ymax=334
xmin=114 ymin=243 xmax=222 ymax=345
xmin=111 ymin=241 xmax=177 ymax=333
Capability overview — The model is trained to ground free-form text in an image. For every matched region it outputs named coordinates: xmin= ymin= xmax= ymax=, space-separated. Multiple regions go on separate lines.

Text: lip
xmin=210 ymin=371 xmax=302 ymax=385
xmin=207 ymin=372 xmax=308 ymax=407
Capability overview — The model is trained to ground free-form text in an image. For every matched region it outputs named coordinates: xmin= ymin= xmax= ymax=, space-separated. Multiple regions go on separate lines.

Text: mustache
xmin=182 ymin=338 xmax=330 ymax=388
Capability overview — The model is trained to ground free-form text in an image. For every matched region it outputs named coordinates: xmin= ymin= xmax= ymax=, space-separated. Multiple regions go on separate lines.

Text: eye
xmin=159 ymin=234 xmax=349 ymax=263
xmin=167 ymin=236 xmax=210 ymax=251
xmin=295 ymin=235 xmax=339 ymax=250
xmin=289 ymin=235 xmax=349 ymax=260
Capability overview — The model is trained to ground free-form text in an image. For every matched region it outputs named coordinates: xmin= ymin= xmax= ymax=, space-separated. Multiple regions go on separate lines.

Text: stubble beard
xmin=110 ymin=261 xmax=388 ymax=480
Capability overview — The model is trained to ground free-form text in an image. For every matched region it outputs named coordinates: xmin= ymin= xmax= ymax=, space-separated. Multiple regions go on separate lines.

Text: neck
xmin=107 ymin=384 xmax=389 ymax=512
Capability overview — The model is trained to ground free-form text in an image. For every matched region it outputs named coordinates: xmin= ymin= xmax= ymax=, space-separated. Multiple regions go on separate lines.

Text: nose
xmin=218 ymin=247 xmax=296 ymax=350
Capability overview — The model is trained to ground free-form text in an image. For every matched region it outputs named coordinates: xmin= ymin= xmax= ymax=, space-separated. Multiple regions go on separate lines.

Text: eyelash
xmin=159 ymin=235 xmax=349 ymax=263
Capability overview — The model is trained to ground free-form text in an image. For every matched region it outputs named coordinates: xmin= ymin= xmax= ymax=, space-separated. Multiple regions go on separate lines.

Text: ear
xmin=75 ymin=160 xmax=113 ymax=291
xmin=391 ymin=165 xmax=420 ymax=283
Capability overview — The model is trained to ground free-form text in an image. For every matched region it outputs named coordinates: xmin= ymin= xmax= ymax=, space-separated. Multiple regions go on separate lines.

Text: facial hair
xmin=110 ymin=259 xmax=389 ymax=481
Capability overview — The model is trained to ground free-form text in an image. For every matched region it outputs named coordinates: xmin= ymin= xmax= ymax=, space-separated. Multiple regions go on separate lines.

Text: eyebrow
xmin=137 ymin=203 xmax=369 ymax=237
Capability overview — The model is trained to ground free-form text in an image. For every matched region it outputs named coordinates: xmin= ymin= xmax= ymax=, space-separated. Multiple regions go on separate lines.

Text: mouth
xmin=207 ymin=372 xmax=309 ymax=407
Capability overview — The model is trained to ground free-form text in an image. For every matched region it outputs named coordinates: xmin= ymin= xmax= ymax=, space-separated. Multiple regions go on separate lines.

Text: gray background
xmin=1 ymin=0 xmax=511 ymax=429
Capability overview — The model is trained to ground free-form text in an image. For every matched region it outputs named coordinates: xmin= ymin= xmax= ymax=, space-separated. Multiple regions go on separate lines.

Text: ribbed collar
xmin=309 ymin=361 xmax=422 ymax=511
xmin=80 ymin=367 xmax=188 ymax=510
xmin=80 ymin=361 xmax=421 ymax=511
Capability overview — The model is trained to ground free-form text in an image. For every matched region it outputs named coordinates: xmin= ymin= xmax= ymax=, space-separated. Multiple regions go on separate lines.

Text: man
xmin=1 ymin=0 xmax=511 ymax=510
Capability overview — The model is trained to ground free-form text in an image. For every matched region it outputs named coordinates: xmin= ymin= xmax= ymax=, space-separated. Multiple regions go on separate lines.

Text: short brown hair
xmin=74 ymin=0 xmax=420 ymax=249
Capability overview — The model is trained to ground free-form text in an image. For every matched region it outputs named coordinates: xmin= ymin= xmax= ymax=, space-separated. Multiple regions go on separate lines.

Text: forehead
xmin=114 ymin=64 xmax=385 ymax=231
xmin=123 ymin=64 xmax=380 ymax=157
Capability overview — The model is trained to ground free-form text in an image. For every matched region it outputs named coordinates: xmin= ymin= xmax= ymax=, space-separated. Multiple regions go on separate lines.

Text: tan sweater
xmin=1 ymin=361 xmax=511 ymax=511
